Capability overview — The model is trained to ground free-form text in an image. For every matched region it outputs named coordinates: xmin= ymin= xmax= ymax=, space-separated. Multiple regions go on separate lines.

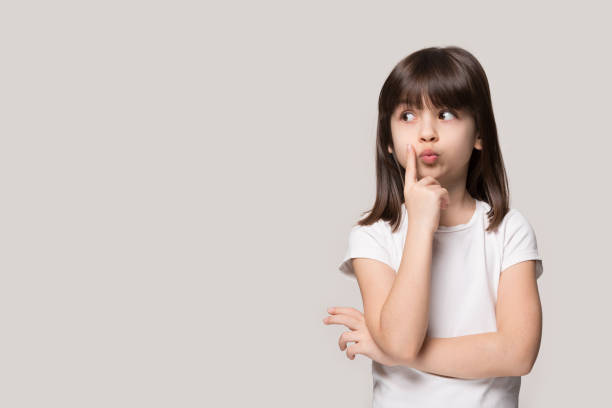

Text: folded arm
xmin=397 ymin=260 xmax=543 ymax=379
xmin=407 ymin=332 xmax=518 ymax=378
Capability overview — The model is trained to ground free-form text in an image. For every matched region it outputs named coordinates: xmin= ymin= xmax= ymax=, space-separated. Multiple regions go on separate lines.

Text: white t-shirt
xmin=338 ymin=199 xmax=543 ymax=408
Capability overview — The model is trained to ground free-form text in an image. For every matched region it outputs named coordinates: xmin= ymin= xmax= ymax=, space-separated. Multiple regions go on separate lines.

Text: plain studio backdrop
xmin=0 ymin=1 xmax=610 ymax=407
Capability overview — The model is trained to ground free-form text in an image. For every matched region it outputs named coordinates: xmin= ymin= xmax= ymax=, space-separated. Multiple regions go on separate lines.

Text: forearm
xmin=379 ymin=225 xmax=434 ymax=361
xmin=399 ymin=332 xmax=524 ymax=379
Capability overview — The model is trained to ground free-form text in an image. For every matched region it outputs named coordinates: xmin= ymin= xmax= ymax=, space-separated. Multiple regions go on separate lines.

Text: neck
xmin=438 ymin=182 xmax=476 ymax=227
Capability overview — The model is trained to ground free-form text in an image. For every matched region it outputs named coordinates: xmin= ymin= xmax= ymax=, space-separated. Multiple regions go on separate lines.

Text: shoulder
xmin=498 ymin=206 xmax=543 ymax=278
xmin=348 ymin=218 xmax=391 ymax=244
xmin=499 ymin=206 xmax=541 ymax=252
xmin=501 ymin=207 xmax=536 ymax=233
xmin=339 ymin=218 xmax=394 ymax=278
xmin=479 ymin=199 xmax=535 ymax=235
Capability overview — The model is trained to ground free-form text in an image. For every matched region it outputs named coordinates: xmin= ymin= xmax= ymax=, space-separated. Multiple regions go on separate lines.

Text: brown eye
xmin=440 ymin=110 xmax=457 ymax=120
xmin=401 ymin=111 xmax=416 ymax=121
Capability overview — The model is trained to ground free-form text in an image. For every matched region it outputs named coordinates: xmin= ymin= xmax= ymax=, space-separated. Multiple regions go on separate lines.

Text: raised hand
xmin=403 ymin=144 xmax=450 ymax=234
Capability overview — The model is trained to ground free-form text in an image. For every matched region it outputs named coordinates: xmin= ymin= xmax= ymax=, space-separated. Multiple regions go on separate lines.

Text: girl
xmin=323 ymin=46 xmax=543 ymax=408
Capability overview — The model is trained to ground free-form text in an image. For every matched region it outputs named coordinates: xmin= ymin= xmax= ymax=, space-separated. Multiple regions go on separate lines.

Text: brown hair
xmin=357 ymin=46 xmax=510 ymax=233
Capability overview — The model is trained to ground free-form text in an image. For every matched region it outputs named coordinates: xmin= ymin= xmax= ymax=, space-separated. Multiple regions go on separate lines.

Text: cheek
xmin=451 ymin=130 xmax=476 ymax=153
xmin=390 ymin=126 xmax=404 ymax=145
xmin=454 ymin=140 xmax=477 ymax=164
xmin=440 ymin=140 xmax=471 ymax=165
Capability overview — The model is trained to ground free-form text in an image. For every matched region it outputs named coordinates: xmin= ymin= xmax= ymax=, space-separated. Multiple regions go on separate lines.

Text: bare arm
xmin=405 ymin=332 xmax=522 ymax=379
xmin=391 ymin=260 xmax=542 ymax=378
xmin=379 ymin=224 xmax=434 ymax=362
xmin=371 ymin=143 xmax=447 ymax=363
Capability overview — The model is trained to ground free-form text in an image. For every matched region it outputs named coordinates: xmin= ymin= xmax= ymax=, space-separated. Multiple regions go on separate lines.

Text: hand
xmin=403 ymin=144 xmax=450 ymax=234
xmin=323 ymin=306 xmax=399 ymax=367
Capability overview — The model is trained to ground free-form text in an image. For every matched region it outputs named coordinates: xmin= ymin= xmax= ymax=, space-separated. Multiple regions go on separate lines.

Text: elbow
xmin=386 ymin=338 xmax=422 ymax=365
xmin=512 ymin=347 xmax=539 ymax=376
xmin=400 ymin=332 xmax=428 ymax=364
xmin=513 ymin=360 xmax=532 ymax=377
xmin=515 ymin=354 xmax=537 ymax=376
xmin=398 ymin=349 xmax=419 ymax=365
xmin=373 ymin=319 xmax=426 ymax=365
xmin=372 ymin=332 xmax=419 ymax=365
xmin=500 ymin=330 xmax=541 ymax=376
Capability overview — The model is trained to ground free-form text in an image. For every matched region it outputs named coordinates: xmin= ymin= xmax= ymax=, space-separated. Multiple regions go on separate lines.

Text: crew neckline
xmin=402 ymin=199 xmax=482 ymax=233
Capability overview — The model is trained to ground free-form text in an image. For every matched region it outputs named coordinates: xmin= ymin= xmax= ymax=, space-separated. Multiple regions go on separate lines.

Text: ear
xmin=474 ymin=132 xmax=482 ymax=151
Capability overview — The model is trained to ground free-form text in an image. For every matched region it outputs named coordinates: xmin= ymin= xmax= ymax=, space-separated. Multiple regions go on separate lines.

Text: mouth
xmin=420 ymin=154 xmax=438 ymax=164
xmin=419 ymin=149 xmax=439 ymax=164
xmin=419 ymin=149 xmax=438 ymax=157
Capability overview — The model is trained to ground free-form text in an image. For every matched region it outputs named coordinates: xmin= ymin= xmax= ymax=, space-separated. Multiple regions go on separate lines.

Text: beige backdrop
xmin=1 ymin=1 xmax=610 ymax=407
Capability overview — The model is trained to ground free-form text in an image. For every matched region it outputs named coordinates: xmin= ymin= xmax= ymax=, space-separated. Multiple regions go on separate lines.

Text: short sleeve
xmin=338 ymin=225 xmax=393 ymax=281
xmin=501 ymin=209 xmax=544 ymax=279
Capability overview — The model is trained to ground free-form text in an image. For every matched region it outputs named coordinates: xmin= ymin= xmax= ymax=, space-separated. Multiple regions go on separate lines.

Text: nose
xmin=419 ymin=133 xmax=437 ymax=143
xmin=418 ymin=113 xmax=438 ymax=143
xmin=419 ymin=128 xmax=438 ymax=143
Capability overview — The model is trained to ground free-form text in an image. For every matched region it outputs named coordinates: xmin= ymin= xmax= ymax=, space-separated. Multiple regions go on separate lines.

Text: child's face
xmin=389 ymin=101 xmax=482 ymax=185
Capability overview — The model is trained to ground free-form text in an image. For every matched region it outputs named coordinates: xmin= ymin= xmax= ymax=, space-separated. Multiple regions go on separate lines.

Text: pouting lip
xmin=419 ymin=149 xmax=439 ymax=157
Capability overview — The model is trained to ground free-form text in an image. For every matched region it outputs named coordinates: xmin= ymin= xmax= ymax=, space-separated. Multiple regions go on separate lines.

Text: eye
xmin=400 ymin=111 xmax=416 ymax=122
xmin=400 ymin=109 xmax=458 ymax=122
xmin=440 ymin=110 xmax=457 ymax=120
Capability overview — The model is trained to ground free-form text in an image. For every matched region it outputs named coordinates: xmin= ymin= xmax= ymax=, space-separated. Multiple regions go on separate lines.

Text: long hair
xmin=357 ymin=46 xmax=510 ymax=233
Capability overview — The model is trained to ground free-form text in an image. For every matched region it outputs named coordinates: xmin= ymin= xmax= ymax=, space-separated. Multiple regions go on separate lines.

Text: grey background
xmin=1 ymin=1 xmax=610 ymax=407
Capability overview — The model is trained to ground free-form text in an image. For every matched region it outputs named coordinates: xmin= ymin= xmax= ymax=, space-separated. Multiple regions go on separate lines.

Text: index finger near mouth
xmin=405 ymin=143 xmax=418 ymax=187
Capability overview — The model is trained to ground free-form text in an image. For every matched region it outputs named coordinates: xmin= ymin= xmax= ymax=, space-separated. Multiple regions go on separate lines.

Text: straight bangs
xmin=392 ymin=56 xmax=478 ymax=119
